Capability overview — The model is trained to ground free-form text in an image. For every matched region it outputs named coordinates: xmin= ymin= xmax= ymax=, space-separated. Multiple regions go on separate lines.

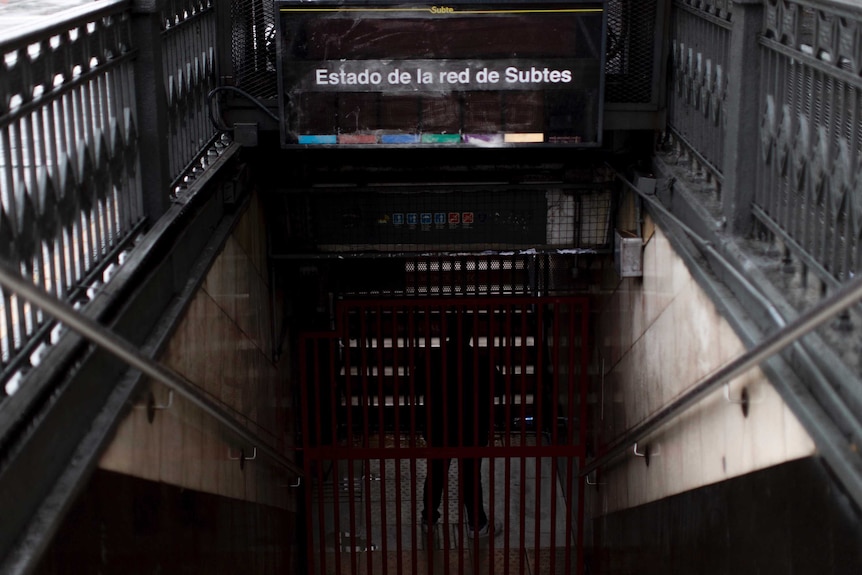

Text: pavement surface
xmin=0 ymin=0 xmax=96 ymax=38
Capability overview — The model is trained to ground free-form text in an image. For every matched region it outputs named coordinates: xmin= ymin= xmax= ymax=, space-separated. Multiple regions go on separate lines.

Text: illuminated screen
xmin=276 ymin=1 xmax=606 ymax=148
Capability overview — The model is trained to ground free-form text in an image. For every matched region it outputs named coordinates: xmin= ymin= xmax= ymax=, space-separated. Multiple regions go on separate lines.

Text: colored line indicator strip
xmin=298 ymin=135 xmax=337 ymax=144
xmin=464 ymin=134 xmax=504 ymax=146
xmin=504 ymin=133 xmax=544 ymax=143
xmin=421 ymin=134 xmax=461 ymax=144
xmin=381 ymin=134 xmax=420 ymax=144
xmin=338 ymin=134 xmax=377 ymax=144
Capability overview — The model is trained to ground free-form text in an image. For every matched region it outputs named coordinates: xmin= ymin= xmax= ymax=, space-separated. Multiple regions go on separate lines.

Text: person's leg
xmin=461 ymin=457 xmax=488 ymax=531
xmin=422 ymin=456 xmax=449 ymax=526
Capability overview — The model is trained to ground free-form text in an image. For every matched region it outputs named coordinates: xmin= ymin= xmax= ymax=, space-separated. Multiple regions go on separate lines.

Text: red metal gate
xmin=299 ymin=296 xmax=589 ymax=575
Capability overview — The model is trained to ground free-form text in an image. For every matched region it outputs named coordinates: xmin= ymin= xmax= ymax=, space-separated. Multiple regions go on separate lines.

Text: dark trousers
xmin=422 ymin=455 xmax=488 ymax=530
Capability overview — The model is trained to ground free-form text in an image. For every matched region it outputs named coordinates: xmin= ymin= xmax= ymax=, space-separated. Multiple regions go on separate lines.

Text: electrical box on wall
xmin=614 ymin=229 xmax=642 ymax=278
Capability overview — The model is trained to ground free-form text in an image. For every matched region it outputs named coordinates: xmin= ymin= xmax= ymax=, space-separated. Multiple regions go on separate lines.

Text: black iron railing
xmin=0 ymin=0 xmax=225 ymax=411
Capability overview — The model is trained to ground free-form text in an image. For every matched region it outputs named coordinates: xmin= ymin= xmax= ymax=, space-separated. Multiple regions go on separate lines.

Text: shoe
xmin=420 ymin=515 xmax=439 ymax=534
xmin=466 ymin=519 xmax=500 ymax=539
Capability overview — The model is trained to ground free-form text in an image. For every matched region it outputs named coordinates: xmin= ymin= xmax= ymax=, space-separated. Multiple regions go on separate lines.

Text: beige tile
xmin=130 ymin=386 xmax=162 ymax=482
xmin=257 ymin=465 xmax=274 ymax=509
xmin=235 ymin=192 xmax=268 ymax=277
xmin=181 ymin=401 xmax=204 ymax=492
xmin=216 ymin=446 xmax=231 ymax=499
xmin=783 ymin=401 xmax=816 ymax=459
xmin=251 ymin=196 xmax=268 ymax=277
xmin=199 ymin=416 xmax=221 ymax=495
xmin=653 ymin=300 xmax=678 ymax=408
xmin=721 ymin=374 xmax=749 ymax=479
xmin=696 ymin=386 xmax=730 ymax=488
xmin=670 ymin=242 xmax=692 ymax=299
xmin=98 ymin=403 xmax=136 ymax=474
xmin=641 ymin=235 xmax=660 ymax=327
xmin=631 ymin=284 xmax=645 ymax=344
xmin=643 ymin=326 xmax=661 ymax=418
xmin=688 ymin=288 xmax=719 ymax=384
xmin=157 ymin=385 xmax=184 ymax=486
xmin=189 ymin=293 xmax=225 ymax=397
xmin=677 ymin=401 xmax=703 ymax=493
xmin=629 ymin=341 xmax=649 ymax=425
xmin=668 ymin=298 xmax=694 ymax=401
xmin=233 ymin=199 xmax=253 ymax=262
xmin=671 ymin=289 xmax=714 ymax=393
xmin=228 ymin=245 xmax=246 ymax=322
xmin=248 ymin=268 xmax=267 ymax=351
xmin=618 ymin=355 xmax=639 ymax=431
xmin=617 ymin=285 xmax=633 ymax=359
xmin=245 ymin=457 xmax=258 ymax=503
xmin=747 ymin=375 xmax=788 ymax=470
xmin=234 ymin=246 xmax=253 ymax=333
xmin=625 ymin=453 xmax=648 ymax=508
xmin=605 ymin=305 xmax=620 ymax=367
xmin=737 ymin=375 xmax=756 ymax=474
xmin=654 ymin=229 xmax=673 ymax=299
xmin=183 ymin=294 xmax=209 ymax=389
xmin=651 ymin=426 xmax=683 ymax=501
xmin=201 ymin=246 xmax=226 ymax=313
xmin=717 ymin=318 xmax=746 ymax=365
xmin=214 ymin=318 xmax=239 ymax=408
xmin=604 ymin=463 xmax=628 ymax=514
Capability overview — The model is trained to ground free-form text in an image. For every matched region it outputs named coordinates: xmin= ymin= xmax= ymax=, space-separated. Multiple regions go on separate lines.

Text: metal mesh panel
xmin=304 ymin=253 xmax=593 ymax=300
xmin=604 ymin=0 xmax=659 ymax=104
xmin=230 ymin=0 xmax=278 ymax=99
xmin=403 ymin=257 xmax=534 ymax=296
xmin=275 ymin=188 xmax=612 ymax=255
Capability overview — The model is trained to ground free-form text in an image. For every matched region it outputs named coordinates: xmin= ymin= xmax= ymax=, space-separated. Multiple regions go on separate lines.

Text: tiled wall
xmin=593 ymin=217 xmax=815 ymax=515
xmin=99 ymin=191 xmax=296 ymax=510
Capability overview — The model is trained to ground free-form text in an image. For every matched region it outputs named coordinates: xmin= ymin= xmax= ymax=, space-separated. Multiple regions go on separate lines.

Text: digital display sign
xmin=276 ymin=1 xmax=606 ymax=148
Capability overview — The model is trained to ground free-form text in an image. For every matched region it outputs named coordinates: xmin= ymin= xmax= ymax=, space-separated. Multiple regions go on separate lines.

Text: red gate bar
xmin=300 ymin=296 xmax=589 ymax=575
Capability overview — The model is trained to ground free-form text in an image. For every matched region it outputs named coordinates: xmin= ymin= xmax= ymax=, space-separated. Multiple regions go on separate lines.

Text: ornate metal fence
xmin=0 ymin=1 xmax=142 ymax=397
xmin=0 ymin=0 xmax=222 ymax=408
xmin=161 ymin=0 xmax=219 ymax=189
xmin=756 ymin=0 xmax=862 ymax=285
xmin=667 ymin=0 xmax=732 ymax=183
xmin=666 ymin=0 xmax=862 ymax=284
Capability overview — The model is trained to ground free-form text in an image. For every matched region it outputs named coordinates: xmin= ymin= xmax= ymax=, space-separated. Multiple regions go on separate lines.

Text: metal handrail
xmin=0 ymin=257 xmax=305 ymax=479
xmin=582 ymin=172 xmax=862 ymax=478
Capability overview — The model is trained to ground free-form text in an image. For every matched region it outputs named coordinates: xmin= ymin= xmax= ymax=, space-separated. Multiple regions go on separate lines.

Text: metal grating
xmin=230 ymin=0 xmax=278 ymax=99
xmin=274 ymin=188 xmax=612 ymax=255
xmin=290 ymin=253 xmax=593 ymax=302
xmin=604 ymin=0 xmax=659 ymax=104
xmin=403 ymin=258 xmax=533 ymax=297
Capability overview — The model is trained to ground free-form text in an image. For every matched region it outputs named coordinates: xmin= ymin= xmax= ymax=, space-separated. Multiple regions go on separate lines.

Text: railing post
xmin=131 ymin=0 xmax=172 ymax=222
xmin=722 ymin=0 xmax=764 ymax=236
